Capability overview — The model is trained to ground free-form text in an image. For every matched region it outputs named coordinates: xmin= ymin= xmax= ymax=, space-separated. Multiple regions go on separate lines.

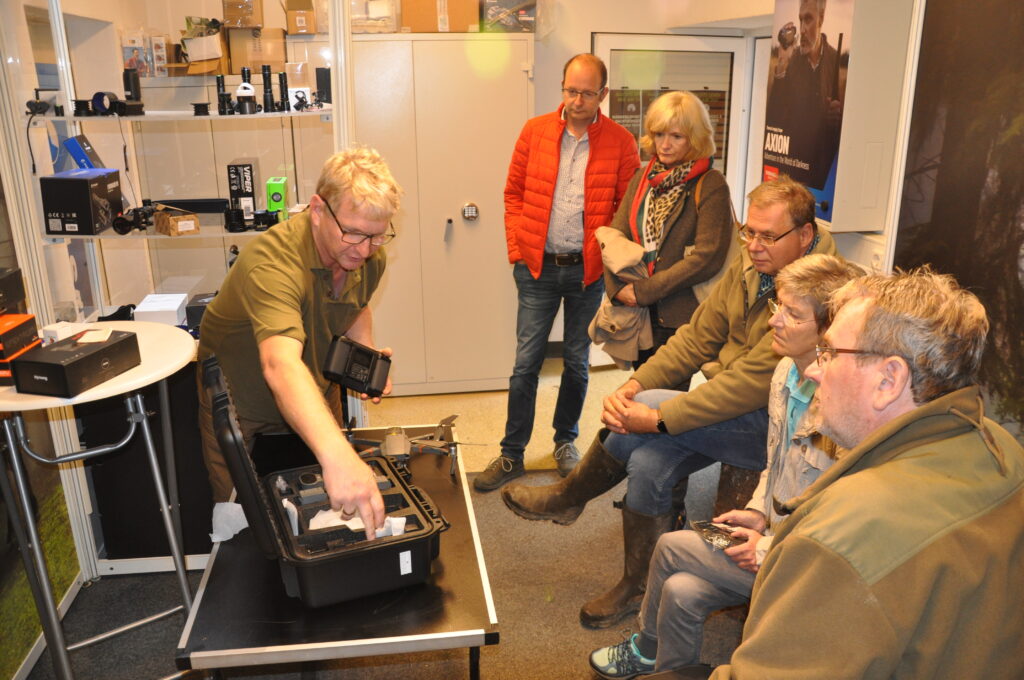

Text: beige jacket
xmin=588 ymin=227 xmax=652 ymax=369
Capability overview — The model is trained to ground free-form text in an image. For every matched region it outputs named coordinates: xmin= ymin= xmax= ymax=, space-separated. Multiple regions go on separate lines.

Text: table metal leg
xmin=469 ymin=646 xmax=480 ymax=680
xmin=130 ymin=393 xmax=193 ymax=610
xmin=157 ymin=379 xmax=186 ymax=561
xmin=1 ymin=417 xmax=75 ymax=679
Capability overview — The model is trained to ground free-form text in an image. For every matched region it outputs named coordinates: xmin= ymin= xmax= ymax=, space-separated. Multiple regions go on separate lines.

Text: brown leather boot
xmin=579 ymin=505 xmax=675 ymax=629
xmin=500 ymin=431 xmax=626 ymax=526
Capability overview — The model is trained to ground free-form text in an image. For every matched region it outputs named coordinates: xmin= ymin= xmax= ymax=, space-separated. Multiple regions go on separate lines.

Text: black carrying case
xmin=203 ymin=357 xmax=448 ymax=608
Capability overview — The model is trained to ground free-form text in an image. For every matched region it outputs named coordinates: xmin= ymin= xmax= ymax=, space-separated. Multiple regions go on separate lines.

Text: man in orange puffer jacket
xmin=475 ymin=53 xmax=639 ymax=492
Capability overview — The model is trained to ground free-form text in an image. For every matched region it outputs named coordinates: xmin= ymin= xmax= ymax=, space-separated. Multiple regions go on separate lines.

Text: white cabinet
xmin=353 ymin=34 xmax=533 ymax=395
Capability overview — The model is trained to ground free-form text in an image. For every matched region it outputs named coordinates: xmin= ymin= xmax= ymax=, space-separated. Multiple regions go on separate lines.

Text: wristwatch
xmin=656 ymin=411 xmax=668 ymax=434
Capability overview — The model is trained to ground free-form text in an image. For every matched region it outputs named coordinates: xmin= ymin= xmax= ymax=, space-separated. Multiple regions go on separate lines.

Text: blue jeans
xmin=605 ymin=389 xmax=769 ymax=515
xmin=500 ymin=261 xmax=604 ymax=460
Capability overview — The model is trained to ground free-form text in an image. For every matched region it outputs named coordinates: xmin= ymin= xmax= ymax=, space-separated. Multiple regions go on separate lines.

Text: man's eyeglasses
xmin=738 ymin=224 xmax=799 ymax=247
xmin=814 ymin=345 xmax=881 ymax=367
xmin=562 ymin=87 xmax=603 ymax=101
xmin=320 ymin=197 xmax=395 ymax=246
xmin=768 ymin=298 xmax=815 ymax=326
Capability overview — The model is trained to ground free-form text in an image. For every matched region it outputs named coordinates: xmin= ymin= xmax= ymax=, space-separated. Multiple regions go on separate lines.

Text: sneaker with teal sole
xmin=589 ymin=633 xmax=655 ymax=679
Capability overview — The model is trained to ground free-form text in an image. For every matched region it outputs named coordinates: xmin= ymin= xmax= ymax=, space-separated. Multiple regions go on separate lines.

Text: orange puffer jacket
xmin=504 ymin=105 xmax=639 ymax=286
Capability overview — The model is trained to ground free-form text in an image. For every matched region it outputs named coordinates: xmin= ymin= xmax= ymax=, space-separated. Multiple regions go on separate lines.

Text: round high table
xmin=0 ymin=321 xmax=196 ymax=679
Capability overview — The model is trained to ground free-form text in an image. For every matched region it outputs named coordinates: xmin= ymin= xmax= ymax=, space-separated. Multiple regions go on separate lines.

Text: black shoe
xmin=474 ymin=456 xmax=525 ymax=492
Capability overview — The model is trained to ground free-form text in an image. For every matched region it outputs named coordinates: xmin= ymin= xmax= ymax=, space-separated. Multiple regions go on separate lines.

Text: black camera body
xmin=112 ymin=201 xmax=156 ymax=235
xmin=322 ymin=336 xmax=390 ymax=397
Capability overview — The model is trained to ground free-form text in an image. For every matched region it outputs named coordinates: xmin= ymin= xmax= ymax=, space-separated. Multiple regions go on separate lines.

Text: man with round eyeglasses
xmin=197 ymin=147 xmax=401 ymax=535
xmin=478 ymin=53 xmax=639 ymax=491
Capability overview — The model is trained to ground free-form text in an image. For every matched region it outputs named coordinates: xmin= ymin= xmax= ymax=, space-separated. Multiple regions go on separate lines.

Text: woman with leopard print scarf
xmin=602 ymin=91 xmax=737 ymax=368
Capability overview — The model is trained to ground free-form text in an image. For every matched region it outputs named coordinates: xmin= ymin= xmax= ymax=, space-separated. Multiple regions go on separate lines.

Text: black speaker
xmin=315 ymin=67 xmax=332 ymax=104
xmin=123 ymin=68 xmax=141 ymax=102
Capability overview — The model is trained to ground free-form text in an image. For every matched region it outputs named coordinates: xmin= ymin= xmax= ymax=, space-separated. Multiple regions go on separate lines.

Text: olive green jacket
xmin=713 ymin=386 xmax=1024 ymax=679
xmin=631 ymin=228 xmax=836 ymax=433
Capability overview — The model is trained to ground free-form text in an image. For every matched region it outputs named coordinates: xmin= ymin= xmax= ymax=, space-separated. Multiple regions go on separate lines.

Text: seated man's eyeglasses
xmin=768 ymin=298 xmax=816 ymax=326
xmin=738 ymin=224 xmax=800 ymax=247
xmin=814 ymin=345 xmax=881 ymax=367
xmin=562 ymin=87 xmax=602 ymax=101
xmin=320 ymin=196 xmax=395 ymax=246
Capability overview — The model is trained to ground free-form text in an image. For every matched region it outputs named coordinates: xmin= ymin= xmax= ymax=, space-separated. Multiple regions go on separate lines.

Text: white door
xmin=357 ymin=35 xmax=531 ymax=395
xmin=593 ymin=33 xmax=752 ymax=220
xmin=412 ymin=37 xmax=529 ymax=389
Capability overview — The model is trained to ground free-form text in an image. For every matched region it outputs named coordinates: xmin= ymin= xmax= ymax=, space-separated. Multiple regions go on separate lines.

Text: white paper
xmin=209 ymin=501 xmax=249 ymax=542
xmin=308 ymin=509 xmax=407 ymax=538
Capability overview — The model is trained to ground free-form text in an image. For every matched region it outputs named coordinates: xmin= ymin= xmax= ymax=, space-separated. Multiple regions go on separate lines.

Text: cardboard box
xmin=352 ymin=0 xmax=398 ymax=33
xmin=287 ymin=0 xmax=317 ymax=34
xmin=135 ymin=294 xmax=188 ymax=326
xmin=228 ymin=28 xmax=286 ymax=75
xmin=154 ymin=209 xmax=200 ymax=237
xmin=402 ymin=0 xmax=479 ymax=32
xmin=12 ymin=331 xmax=140 ymax=398
xmin=183 ymin=31 xmax=230 ymax=75
xmin=481 ymin=0 xmax=535 ymax=32
xmin=0 ymin=314 xmax=38 ymax=359
xmin=223 ymin=0 xmax=264 ymax=28
xmin=40 ymin=168 xmax=122 ymax=235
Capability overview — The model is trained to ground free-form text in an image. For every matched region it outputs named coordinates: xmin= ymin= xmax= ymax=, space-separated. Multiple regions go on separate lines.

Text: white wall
xmin=532 ymin=0 xmax=772 ymax=116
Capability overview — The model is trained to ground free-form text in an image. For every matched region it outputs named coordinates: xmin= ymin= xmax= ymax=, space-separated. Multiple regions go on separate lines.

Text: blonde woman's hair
xmin=639 ymin=91 xmax=715 ymax=160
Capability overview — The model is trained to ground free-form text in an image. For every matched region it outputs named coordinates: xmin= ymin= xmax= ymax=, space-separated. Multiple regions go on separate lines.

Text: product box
xmin=186 ymin=292 xmax=217 ymax=331
xmin=352 ymin=0 xmax=398 ymax=33
xmin=135 ymin=293 xmax=188 ymax=326
xmin=0 ymin=339 xmax=41 ymax=386
xmin=0 ymin=268 xmax=27 ymax=313
xmin=40 ymin=168 xmax=123 ymax=236
xmin=0 ymin=314 xmax=38 ymax=359
xmin=227 ymin=158 xmax=259 ymax=219
xmin=266 ymin=177 xmax=288 ymax=213
xmin=150 ymin=35 xmax=170 ymax=75
xmin=40 ymin=321 xmax=91 ymax=346
xmin=153 ymin=209 xmax=199 ymax=237
xmin=286 ymin=61 xmax=312 ymax=88
xmin=480 ymin=0 xmax=535 ymax=32
xmin=287 ymin=0 xmax=317 ymax=34
xmin=182 ymin=31 xmax=230 ymax=75
xmin=402 ymin=0 xmax=478 ymax=32
xmin=228 ymin=27 xmax=286 ymax=75
xmin=12 ymin=330 xmax=140 ymax=398
xmin=63 ymin=135 xmax=105 ymax=169
xmin=223 ymin=0 xmax=264 ymax=28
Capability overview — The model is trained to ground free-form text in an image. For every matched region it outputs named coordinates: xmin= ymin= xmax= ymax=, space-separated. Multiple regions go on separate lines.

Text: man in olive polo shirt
xmin=198 ymin=147 xmax=401 ymax=534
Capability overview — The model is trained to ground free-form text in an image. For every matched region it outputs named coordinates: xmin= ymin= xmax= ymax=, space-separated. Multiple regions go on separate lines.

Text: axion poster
xmin=763 ymin=0 xmax=855 ymax=224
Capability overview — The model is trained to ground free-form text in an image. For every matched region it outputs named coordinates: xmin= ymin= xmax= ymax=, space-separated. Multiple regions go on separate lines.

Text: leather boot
xmin=580 ymin=505 xmax=675 ymax=629
xmin=501 ymin=431 xmax=626 ymax=526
